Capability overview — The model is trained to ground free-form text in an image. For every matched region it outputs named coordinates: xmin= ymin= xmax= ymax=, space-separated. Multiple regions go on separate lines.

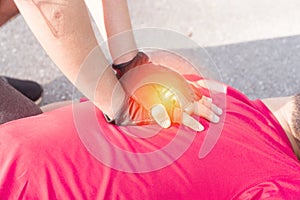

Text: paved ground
xmin=0 ymin=0 xmax=299 ymax=105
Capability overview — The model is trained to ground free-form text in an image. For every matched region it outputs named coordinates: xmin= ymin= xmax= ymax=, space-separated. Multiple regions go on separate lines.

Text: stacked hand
xmin=108 ymin=52 xmax=222 ymax=131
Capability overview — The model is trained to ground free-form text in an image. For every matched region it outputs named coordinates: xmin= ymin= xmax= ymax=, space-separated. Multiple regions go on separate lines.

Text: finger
xmin=183 ymin=102 xmax=194 ymax=115
xmin=193 ymin=101 xmax=220 ymax=123
xmin=189 ymin=83 xmax=203 ymax=101
xmin=187 ymin=81 xmax=223 ymax=115
xmin=196 ymin=79 xmax=227 ymax=94
xmin=201 ymin=96 xmax=223 ymax=115
xmin=182 ymin=112 xmax=204 ymax=131
xmin=211 ymin=104 xmax=223 ymax=116
xmin=172 ymin=107 xmax=204 ymax=131
xmin=183 ymin=96 xmax=222 ymax=120
xmin=150 ymin=104 xmax=171 ymax=128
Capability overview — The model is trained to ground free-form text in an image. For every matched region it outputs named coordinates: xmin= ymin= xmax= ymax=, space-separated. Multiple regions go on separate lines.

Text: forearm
xmin=102 ymin=0 xmax=138 ymax=64
xmin=14 ymin=0 xmax=124 ymax=117
xmin=14 ymin=0 xmax=100 ymax=79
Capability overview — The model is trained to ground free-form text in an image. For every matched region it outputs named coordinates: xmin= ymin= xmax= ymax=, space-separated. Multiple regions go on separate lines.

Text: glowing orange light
xmin=133 ymin=83 xmax=181 ymax=118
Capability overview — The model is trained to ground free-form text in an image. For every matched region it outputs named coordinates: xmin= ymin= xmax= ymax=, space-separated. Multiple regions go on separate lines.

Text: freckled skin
xmin=14 ymin=0 xmax=116 ymax=116
xmin=31 ymin=0 xmax=66 ymax=37
xmin=13 ymin=0 xmax=219 ymax=130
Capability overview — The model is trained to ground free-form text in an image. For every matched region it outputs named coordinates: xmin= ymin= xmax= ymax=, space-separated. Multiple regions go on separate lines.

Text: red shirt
xmin=0 ymin=84 xmax=300 ymax=199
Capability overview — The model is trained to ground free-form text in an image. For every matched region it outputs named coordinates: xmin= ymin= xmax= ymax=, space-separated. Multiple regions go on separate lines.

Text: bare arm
xmin=102 ymin=0 xmax=138 ymax=64
xmin=100 ymin=0 xmax=223 ymax=129
xmin=14 ymin=0 xmax=125 ymax=118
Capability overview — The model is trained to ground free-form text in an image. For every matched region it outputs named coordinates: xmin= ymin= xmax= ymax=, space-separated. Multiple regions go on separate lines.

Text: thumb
xmin=150 ymin=104 xmax=171 ymax=128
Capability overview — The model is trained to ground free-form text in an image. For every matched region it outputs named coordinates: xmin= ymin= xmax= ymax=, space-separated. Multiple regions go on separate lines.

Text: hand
xmin=110 ymin=52 xmax=222 ymax=131
xmin=132 ymin=82 xmax=222 ymax=131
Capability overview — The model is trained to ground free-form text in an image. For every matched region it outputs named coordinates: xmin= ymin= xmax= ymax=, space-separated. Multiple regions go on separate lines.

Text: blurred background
xmin=0 ymin=0 xmax=299 ymax=105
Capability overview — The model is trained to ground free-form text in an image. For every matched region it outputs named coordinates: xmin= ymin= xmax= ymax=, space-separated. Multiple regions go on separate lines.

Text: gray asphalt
xmin=0 ymin=1 xmax=299 ymax=105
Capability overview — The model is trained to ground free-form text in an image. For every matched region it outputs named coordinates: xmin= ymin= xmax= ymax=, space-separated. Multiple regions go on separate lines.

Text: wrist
xmin=112 ymin=51 xmax=150 ymax=79
xmin=95 ymin=79 xmax=126 ymax=120
xmin=113 ymin=50 xmax=139 ymax=65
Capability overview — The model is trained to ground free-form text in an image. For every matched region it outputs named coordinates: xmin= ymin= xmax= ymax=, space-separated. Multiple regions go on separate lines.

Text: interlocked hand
xmin=110 ymin=62 xmax=222 ymax=131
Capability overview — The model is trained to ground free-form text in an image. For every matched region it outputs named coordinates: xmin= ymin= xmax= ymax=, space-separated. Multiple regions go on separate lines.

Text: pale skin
xmin=11 ymin=0 xmax=223 ymax=130
xmin=13 ymin=0 xmax=121 ymax=119
xmin=262 ymin=96 xmax=300 ymax=159
xmin=102 ymin=0 xmax=138 ymax=64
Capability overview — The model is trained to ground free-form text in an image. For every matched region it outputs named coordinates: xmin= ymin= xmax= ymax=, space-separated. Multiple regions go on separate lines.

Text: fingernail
xmin=196 ymin=123 xmax=205 ymax=131
xmin=189 ymin=122 xmax=204 ymax=132
xmin=191 ymin=121 xmax=204 ymax=132
xmin=216 ymin=107 xmax=223 ymax=115
xmin=213 ymin=104 xmax=223 ymax=115
xmin=212 ymin=115 xmax=220 ymax=123
xmin=160 ymin=119 xmax=171 ymax=129
xmin=206 ymin=97 xmax=213 ymax=102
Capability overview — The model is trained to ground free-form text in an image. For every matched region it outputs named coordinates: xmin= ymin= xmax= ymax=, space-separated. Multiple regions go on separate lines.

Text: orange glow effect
xmin=119 ymin=63 xmax=197 ymax=123
xmin=133 ymin=84 xmax=181 ymax=119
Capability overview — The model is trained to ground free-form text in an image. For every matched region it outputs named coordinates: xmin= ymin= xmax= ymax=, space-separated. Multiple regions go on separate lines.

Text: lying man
xmin=0 ymin=64 xmax=300 ymax=199
xmin=1 ymin=0 xmax=299 ymax=199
